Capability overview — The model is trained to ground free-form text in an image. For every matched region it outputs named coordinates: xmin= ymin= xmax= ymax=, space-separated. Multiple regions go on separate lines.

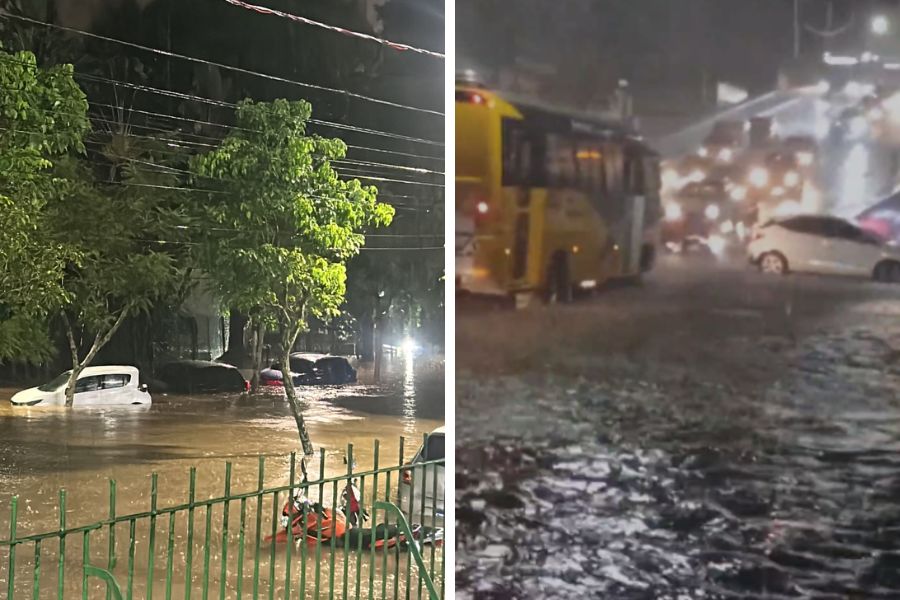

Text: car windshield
xmin=423 ymin=434 xmax=445 ymax=461
xmin=37 ymin=371 xmax=72 ymax=392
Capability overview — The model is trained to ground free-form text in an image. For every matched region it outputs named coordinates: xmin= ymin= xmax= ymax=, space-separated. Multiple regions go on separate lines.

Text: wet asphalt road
xmin=457 ymin=254 xmax=900 ymax=599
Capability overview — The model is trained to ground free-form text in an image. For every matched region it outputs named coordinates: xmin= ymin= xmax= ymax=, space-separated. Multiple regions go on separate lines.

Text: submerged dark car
xmin=259 ymin=354 xmax=357 ymax=387
xmin=156 ymin=360 xmax=249 ymax=394
xmin=314 ymin=356 xmax=357 ymax=384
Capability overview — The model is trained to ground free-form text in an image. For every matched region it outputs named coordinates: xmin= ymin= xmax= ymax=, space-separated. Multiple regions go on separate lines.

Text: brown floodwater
xmin=0 ymin=355 xmax=444 ymax=598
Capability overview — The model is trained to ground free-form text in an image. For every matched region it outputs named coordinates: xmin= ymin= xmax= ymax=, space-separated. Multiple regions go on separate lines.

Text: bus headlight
xmin=665 ymin=203 xmax=683 ymax=221
xmin=705 ymin=204 xmax=720 ymax=220
xmin=749 ymin=166 xmax=769 ymax=188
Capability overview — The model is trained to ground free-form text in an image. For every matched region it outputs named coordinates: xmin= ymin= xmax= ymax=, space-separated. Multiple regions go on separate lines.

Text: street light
xmin=872 ymin=15 xmax=889 ymax=36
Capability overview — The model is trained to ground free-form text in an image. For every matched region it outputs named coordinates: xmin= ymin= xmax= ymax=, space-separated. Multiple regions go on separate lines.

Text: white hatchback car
xmin=11 ymin=365 xmax=152 ymax=407
xmin=398 ymin=426 xmax=445 ymax=525
xmin=748 ymin=215 xmax=900 ymax=281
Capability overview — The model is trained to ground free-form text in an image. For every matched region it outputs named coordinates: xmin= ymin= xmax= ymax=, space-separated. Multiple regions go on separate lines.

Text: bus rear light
xmin=456 ymin=90 xmax=486 ymax=105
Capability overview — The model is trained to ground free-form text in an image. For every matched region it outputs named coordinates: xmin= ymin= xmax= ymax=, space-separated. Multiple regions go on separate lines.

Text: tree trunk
xmin=249 ymin=319 xmax=265 ymax=394
xmin=281 ymin=324 xmax=313 ymax=455
xmin=218 ymin=311 xmax=251 ymax=367
xmin=359 ymin=309 xmax=374 ymax=362
xmin=373 ymin=315 xmax=383 ymax=383
xmin=62 ymin=308 xmax=131 ymax=407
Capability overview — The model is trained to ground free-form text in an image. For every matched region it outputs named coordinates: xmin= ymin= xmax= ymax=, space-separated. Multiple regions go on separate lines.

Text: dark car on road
xmin=156 ymin=360 xmax=249 ymax=394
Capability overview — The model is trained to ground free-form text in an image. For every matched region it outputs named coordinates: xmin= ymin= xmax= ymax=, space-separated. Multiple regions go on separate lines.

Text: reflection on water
xmin=402 ymin=354 xmax=417 ymax=435
xmin=0 ymin=356 xmax=443 ymax=541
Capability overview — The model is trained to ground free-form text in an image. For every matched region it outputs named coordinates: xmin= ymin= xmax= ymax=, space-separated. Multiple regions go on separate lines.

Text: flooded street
xmin=457 ymin=256 xmax=900 ymax=599
xmin=0 ymin=355 xmax=444 ymax=598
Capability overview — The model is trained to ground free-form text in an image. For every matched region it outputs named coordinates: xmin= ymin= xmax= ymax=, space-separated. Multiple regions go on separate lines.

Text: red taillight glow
xmin=456 ymin=90 xmax=486 ymax=105
xmin=244 ymin=380 xmax=251 ymax=392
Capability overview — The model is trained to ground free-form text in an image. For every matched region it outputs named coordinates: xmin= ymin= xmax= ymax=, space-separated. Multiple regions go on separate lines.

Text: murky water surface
xmin=0 ymin=356 xmax=444 ymax=598
xmin=457 ymin=261 xmax=900 ymax=599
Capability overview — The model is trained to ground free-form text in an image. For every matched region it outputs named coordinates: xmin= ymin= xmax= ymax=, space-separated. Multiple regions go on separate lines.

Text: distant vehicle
xmin=700 ymin=120 xmax=746 ymax=162
xmin=749 ymin=117 xmax=776 ymax=148
xmin=398 ymin=426 xmax=445 ymax=525
xmin=783 ymin=135 xmax=817 ymax=167
xmin=749 ymin=215 xmax=900 ymax=281
xmin=260 ymin=354 xmax=357 ymax=387
xmin=157 ymin=360 xmax=249 ymax=394
xmin=11 ymin=366 xmax=151 ymax=407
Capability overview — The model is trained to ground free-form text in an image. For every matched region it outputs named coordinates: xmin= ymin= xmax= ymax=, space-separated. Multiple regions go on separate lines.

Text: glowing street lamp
xmin=872 ymin=15 xmax=890 ymax=36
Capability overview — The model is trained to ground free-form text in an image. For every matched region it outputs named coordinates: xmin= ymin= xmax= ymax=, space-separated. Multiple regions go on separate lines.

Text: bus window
xmin=547 ymin=134 xmax=576 ymax=188
xmin=502 ymin=120 xmax=532 ymax=186
xmin=625 ymin=154 xmax=645 ymax=195
xmin=576 ymin=142 xmax=603 ymax=191
xmin=603 ymin=143 xmax=624 ymax=195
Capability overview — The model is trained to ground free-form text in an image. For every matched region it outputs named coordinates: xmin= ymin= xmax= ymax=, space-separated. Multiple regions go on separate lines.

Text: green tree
xmin=0 ymin=47 xmax=89 ymax=361
xmin=190 ymin=98 xmax=393 ymax=454
xmin=48 ymin=145 xmax=187 ymax=406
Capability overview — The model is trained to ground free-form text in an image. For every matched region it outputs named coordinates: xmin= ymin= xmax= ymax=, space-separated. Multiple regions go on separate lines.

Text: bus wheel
xmin=544 ymin=253 xmax=572 ymax=304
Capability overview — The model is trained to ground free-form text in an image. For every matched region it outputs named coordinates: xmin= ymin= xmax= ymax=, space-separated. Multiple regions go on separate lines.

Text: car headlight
xmin=661 ymin=168 xmax=680 ymax=189
xmin=665 ymin=203 xmax=683 ymax=221
xmin=688 ymin=169 xmax=706 ymax=183
xmin=749 ymin=167 xmax=769 ymax=188
xmin=720 ymin=220 xmax=734 ymax=234
xmin=774 ymin=200 xmax=802 ymax=217
xmin=729 ymin=185 xmax=747 ymax=202
xmin=707 ymin=235 xmax=726 ymax=255
xmin=796 ymin=152 xmax=814 ymax=167
xmin=698 ymin=146 xmax=709 ymax=158
xmin=784 ymin=170 xmax=800 ymax=187
xmin=718 ymin=148 xmax=733 ymax=162
xmin=849 ymin=115 xmax=868 ymax=138
xmin=772 ymin=186 xmax=786 ymax=197
xmin=705 ymin=204 xmax=720 ymax=220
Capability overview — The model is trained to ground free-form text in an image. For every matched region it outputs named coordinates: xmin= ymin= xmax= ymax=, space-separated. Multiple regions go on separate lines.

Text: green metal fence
xmin=0 ymin=437 xmax=444 ymax=599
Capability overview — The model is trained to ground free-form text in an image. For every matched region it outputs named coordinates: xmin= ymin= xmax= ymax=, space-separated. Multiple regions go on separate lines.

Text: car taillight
xmin=401 ymin=469 xmax=412 ymax=485
xmin=244 ymin=380 xmax=251 ymax=392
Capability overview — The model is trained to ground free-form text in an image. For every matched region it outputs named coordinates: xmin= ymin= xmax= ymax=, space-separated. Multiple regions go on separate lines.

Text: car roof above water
xmin=77 ymin=365 xmax=140 ymax=377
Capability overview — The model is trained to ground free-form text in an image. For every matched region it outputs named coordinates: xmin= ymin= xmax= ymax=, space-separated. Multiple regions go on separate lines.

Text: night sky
xmin=458 ymin=0 xmax=900 ymax=116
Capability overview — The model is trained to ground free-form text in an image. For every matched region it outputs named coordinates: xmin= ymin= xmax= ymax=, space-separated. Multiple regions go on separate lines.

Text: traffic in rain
xmin=457 ymin=1 xmax=900 ymax=598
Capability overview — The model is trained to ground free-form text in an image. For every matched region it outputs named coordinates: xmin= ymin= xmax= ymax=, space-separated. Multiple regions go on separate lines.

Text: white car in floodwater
xmin=11 ymin=365 xmax=152 ymax=407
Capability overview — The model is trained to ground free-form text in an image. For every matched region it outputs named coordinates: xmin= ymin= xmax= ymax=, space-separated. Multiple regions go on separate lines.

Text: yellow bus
xmin=456 ymin=83 xmax=662 ymax=302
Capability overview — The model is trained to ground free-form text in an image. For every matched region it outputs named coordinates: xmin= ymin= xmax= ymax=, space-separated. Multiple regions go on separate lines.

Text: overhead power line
xmin=220 ymin=0 xmax=444 ymax=59
xmin=0 ymin=10 xmax=444 ymax=118
xmin=0 ymin=51 xmax=444 ymax=150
